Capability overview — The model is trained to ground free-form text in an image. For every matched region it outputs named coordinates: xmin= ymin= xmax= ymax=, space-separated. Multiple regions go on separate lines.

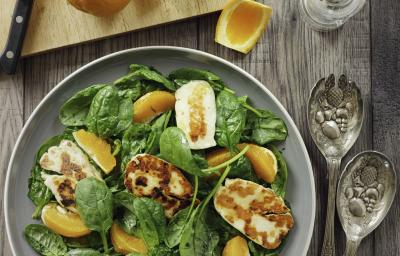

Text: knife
xmin=0 ymin=0 xmax=33 ymax=75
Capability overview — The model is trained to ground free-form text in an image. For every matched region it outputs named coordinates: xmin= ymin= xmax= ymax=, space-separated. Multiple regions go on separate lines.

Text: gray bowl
xmin=4 ymin=46 xmax=315 ymax=256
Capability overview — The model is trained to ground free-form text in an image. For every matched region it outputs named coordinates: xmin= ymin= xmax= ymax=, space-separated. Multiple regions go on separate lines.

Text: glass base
xmin=299 ymin=0 xmax=366 ymax=31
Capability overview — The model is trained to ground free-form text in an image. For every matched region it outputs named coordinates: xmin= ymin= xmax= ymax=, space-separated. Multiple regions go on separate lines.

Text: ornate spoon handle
xmin=321 ymin=158 xmax=341 ymax=256
xmin=344 ymin=238 xmax=361 ymax=256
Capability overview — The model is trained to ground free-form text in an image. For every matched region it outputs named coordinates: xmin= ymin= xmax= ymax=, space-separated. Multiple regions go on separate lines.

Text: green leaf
xmin=133 ymin=197 xmax=167 ymax=249
xmin=75 ymin=178 xmax=113 ymax=253
xmin=86 ymin=85 xmax=133 ymax=138
xmin=24 ymin=224 xmax=67 ymax=256
xmin=113 ymin=190 xmax=136 ymax=213
xmin=215 ymin=91 xmax=247 ymax=150
xmin=120 ymin=209 xmax=138 ymax=236
xmin=117 ymin=68 xmax=175 ymax=91
xmin=121 ymin=123 xmax=152 ymax=170
xmin=67 ymin=248 xmax=102 ymax=256
xmin=145 ymin=111 xmax=172 ymax=154
xmin=168 ymin=68 xmax=230 ymax=92
xmin=64 ymin=233 xmax=102 ymax=249
xmin=243 ymin=109 xmax=288 ymax=145
xmin=165 ymin=207 xmax=190 ymax=248
xmin=159 ymin=127 xmax=203 ymax=176
xmin=270 ymin=146 xmax=288 ymax=198
xmin=59 ymin=84 xmax=107 ymax=126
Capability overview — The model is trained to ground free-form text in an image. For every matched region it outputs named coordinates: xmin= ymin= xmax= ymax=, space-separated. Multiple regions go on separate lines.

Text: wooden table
xmin=1 ymin=0 xmax=399 ymax=255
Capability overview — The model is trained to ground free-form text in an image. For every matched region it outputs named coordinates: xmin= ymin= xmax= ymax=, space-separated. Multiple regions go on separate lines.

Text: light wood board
xmin=0 ymin=0 xmax=226 ymax=56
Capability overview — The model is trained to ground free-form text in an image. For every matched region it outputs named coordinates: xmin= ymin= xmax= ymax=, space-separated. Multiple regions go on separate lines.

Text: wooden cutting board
xmin=0 ymin=0 xmax=226 ymax=57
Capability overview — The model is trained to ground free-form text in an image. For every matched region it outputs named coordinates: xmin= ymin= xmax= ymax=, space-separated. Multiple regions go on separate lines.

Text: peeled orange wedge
xmin=73 ymin=129 xmax=116 ymax=174
xmin=133 ymin=91 xmax=176 ymax=123
xmin=215 ymin=0 xmax=273 ymax=53
xmin=206 ymin=143 xmax=278 ymax=183
xmin=42 ymin=203 xmax=91 ymax=238
xmin=111 ymin=222 xmax=147 ymax=254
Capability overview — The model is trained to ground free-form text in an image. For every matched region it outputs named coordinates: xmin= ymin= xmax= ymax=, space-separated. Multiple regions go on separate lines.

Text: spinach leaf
xmin=228 ymin=155 xmax=259 ymax=182
xmin=121 ymin=123 xmax=152 ymax=170
xmin=116 ymin=67 xmax=175 ymax=91
xmin=215 ymin=91 xmax=247 ymax=150
xmin=120 ymin=209 xmax=138 ymax=236
xmin=64 ymin=233 xmax=102 ymax=249
xmin=59 ymin=84 xmax=107 ymax=126
xmin=24 ymin=224 xmax=67 ymax=256
xmin=270 ymin=146 xmax=288 ymax=198
xmin=127 ymin=244 xmax=179 ymax=256
xmin=133 ymin=197 xmax=167 ymax=249
xmin=159 ymin=127 xmax=203 ymax=176
xmin=145 ymin=111 xmax=172 ymax=154
xmin=248 ymin=238 xmax=287 ymax=256
xmin=67 ymin=248 xmax=101 ymax=256
xmin=168 ymin=68 xmax=230 ymax=92
xmin=165 ymin=207 xmax=190 ymax=248
xmin=28 ymin=166 xmax=53 ymax=219
xmin=86 ymin=85 xmax=133 ymax=138
xmin=76 ymin=178 xmax=113 ymax=253
xmin=243 ymin=109 xmax=288 ymax=145
xmin=179 ymin=166 xmax=231 ymax=256
xmin=113 ymin=190 xmax=136 ymax=213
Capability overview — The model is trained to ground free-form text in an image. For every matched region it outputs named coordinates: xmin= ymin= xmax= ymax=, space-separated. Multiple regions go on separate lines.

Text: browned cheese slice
xmin=124 ymin=154 xmax=193 ymax=218
xmin=214 ymin=178 xmax=294 ymax=249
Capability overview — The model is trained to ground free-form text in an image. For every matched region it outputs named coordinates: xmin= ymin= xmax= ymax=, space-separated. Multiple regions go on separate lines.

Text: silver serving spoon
xmin=337 ymin=151 xmax=397 ymax=256
xmin=307 ymin=74 xmax=364 ymax=256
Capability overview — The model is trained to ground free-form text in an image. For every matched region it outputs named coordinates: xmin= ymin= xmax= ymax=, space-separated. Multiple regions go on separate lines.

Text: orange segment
xmin=111 ymin=222 xmax=148 ymax=254
xmin=238 ymin=143 xmax=278 ymax=183
xmin=206 ymin=143 xmax=278 ymax=183
xmin=222 ymin=236 xmax=250 ymax=256
xmin=133 ymin=91 xmax=176 ymax=123
xmin=73 ymin=129 xmax=116 ymax=174
xmin=41 ymin=203 xmax=91 ymax=238
xmin=215 ymin=0 xmax=272 ymax=53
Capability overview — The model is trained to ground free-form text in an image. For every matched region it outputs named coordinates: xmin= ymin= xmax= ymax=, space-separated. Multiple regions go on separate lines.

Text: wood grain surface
xmin=1 ymin=0 xmax=399 ymax=255
xmin=0 ymin=0 xmax=225 ymax=56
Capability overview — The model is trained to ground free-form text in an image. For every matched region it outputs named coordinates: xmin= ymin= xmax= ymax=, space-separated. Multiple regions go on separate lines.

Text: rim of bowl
xmin=4 ymin=46 xmax=315 ymax=256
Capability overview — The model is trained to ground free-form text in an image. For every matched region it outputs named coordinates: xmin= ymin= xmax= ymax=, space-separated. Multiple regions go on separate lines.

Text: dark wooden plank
xmin=371 ymin=0 xmax=400 ymax=255
xmin=198 ymin=0 xmax=372 ymax=255
xmin=0 ymin=65 xmax=24 ymax=256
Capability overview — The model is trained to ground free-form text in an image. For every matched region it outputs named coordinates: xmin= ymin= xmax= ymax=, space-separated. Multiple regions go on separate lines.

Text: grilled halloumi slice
xmin=39 ymin=140 xmax=102 ymax=181
xmin=175 ymin=80 xmax=217 ymax=149
xmin=124 ymin=154 xmax=193 ymax=218
xmin=214 ymin=178 xmax=294 ymax=249
xmin=41 ymin=173 xmax=78 ymax=214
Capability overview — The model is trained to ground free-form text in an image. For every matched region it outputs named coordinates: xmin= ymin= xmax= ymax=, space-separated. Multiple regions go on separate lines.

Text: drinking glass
xmin=299 ymin=0 xmax=366 ymax=31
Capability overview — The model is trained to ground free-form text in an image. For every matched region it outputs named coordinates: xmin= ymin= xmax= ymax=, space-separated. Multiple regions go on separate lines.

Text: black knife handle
xmin=0 ymin=0 xmax=33 ymax=74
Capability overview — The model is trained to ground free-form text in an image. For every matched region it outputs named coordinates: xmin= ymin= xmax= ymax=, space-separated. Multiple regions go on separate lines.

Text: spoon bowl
xmin=307 ymin=74 xmax=364 ymax=255
xmin=337 ymin=151 xmax=397 ymax=256
xmin=308 ymin=74 xmax=364 ymax=159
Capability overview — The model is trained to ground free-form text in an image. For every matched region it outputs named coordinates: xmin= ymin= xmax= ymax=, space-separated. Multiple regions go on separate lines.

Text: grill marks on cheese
xmin=214 ymin=179 xmax=294 ymax=249
xmin=40 ymin=140 xmax=101 ymax=180
xmin=188 ymin=85 xmax=207 ymax=142
xmin=124 ymin=154 xmax=193 ymax=218
xmin=39 ymin=140 xmax=102 ymax=213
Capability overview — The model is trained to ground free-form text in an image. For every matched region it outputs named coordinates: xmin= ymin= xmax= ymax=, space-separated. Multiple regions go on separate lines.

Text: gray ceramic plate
xmin=5 ymin=46 xmax=315 ymax=256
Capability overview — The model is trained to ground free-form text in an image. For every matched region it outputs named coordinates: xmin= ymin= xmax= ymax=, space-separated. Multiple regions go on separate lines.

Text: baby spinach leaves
xmin=86 ymin=85 xmax=133 ymax=138
xmin=121 ymin=123 xmax=152 ymax=169
xmin=160 ymin=127 xmax=203 ymax=176
xmin=59 ymin=84 xmax=107 ymax=126
xmin=145 ymin=111 xmax=172 ymax=154
xmin=270 ymin=146 xmax=289 ymax=198
xmin=165 ymin=207 xmax=190 ymax=248
xmin=67 ymin=248 xmax=102 ymax=256
xmin=24 ymin=224 xmax=67 ymax=256
xmin=168 ymin=67 xmax=230 ymax=92
xmin=133 ymin=197 xmax=167 ymax=248
xmin=215 ymin=91 xmax=247 ymax=150
xmin=243 ymin=109 xmax=288 ymax=145
xmin=75 ymin=178 xmax=113 ymax=253
xmin=116 ymin=65 xmax=175 ymax=91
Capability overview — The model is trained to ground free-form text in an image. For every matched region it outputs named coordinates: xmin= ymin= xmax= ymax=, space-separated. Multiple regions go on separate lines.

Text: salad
xmin=25 ymin=64 xmax=293 ymax=256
